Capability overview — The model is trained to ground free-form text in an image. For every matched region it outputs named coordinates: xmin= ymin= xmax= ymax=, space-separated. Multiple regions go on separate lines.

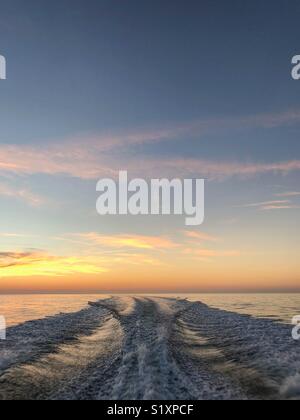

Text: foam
xmin=0 ymin=297 xmax=299 ymax=400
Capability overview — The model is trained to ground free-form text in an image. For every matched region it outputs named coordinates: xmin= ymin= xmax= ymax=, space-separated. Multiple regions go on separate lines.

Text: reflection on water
xmin=0 ymin=294 xmax=109 ymax=326
xmin=187 ymin=294 xmax=300 ymax=324
xmin=0 ymin=293 xmax=299 ymax=327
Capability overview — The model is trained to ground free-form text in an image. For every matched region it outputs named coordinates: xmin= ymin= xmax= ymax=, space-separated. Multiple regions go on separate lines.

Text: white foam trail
xmin=0 ymin=297 xmax=299 ymax=400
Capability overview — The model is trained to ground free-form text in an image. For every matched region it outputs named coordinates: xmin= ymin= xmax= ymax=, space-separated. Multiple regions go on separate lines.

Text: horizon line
xmin=1 ymin=290 xmax=300 ymax=295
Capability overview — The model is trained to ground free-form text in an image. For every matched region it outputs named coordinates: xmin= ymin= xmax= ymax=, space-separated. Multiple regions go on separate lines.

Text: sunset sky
xmin=0 ymin=0 xmax=300 ymax=293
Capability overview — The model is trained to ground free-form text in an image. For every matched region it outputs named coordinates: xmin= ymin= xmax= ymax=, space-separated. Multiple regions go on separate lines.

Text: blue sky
xmin=0 ymin=0 xmax=299 ymax=292
xmin=1 ymin=0 xmax=300 ymax=142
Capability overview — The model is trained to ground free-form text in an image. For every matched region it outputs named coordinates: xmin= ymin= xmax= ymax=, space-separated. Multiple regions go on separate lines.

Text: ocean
xmin=0 ymin=294 xmax=299 ymax=400
xmin=1 ymin=293 xmax=299 ymax=326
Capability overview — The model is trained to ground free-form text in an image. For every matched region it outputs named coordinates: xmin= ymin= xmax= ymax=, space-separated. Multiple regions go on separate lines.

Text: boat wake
xmin=0 ymin=297 xmax=299 ymax=400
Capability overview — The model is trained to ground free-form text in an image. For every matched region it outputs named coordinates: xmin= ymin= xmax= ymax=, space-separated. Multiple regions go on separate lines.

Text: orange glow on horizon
xmin=1 ymin=230 xmax=299 ymax=293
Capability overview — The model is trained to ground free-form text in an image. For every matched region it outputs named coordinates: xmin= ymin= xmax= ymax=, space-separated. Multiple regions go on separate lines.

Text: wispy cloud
xmin=184 ymin=248 xmax=241 ymax=259
xmin=1 ymin=109 xmax=300 ymax=181
xmin=182 ymin=230 xmax=240 ymax=260
xmin=1 ymin=143 xmax=300 ymax=181
xmin=261 ymin=204 xmax=300 ymax=211
xmin=183 ymin=231 xmax=220 ymax=242
xmin=196 ymin=249 xmax=241 ymax=257
xmin=66 ymin=231 xmax=239 ymax=263
xmin=154 ymin=159 xmax=300 ymax=180
xmin=275 ymin=191 xmax=300 ymax=197
xmin=238 ymin=200 xmax=300 ymax=211
xmin=0 ymin=251 xmax=45 ymax=268
xmin=0 ymin=243 xmax=168 ymax=277
xmin=240 ymin=200 xmax=291 ymax=208
xmin=0 ymin=250 xmax=108 ymax=277
xmin=0 ymin=233 xmax=32 ymax=238
xmin=0 ymin=227 xmax=241 ymax=278
xmin=69 ymin=232 xmax=178 ymax=250
xmin=0 ymin=182 xmax=44 ymax=206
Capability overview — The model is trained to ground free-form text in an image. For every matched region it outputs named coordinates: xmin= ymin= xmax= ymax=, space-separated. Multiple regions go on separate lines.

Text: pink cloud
xmin=70 ymin=232 xmax=179 ymax=250
xmin=1 ymin=109 xmax=300 ymax=181
xmin=0 ymin=182 xmax=44 ymax=206
xmin=238 ymin=199 xmax=300 ymax=211
xmin=240 ymin=200 xmax=291 ymax=208
xmin=1 ymin=142 xmax=300 ymax=181
xmin=261 ymin=205 xmax=300 ymax=211
xmin=275 ymin=191 xmax=300 ymax=197
xmin=183 ymin=231 xmax=220 ymax=242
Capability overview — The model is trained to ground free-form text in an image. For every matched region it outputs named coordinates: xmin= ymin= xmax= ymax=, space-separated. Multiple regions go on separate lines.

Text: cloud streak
xmin=1 ymin=109 xmax=300 ymax=181
xmin=131 ymin=158 xmax=300 ymax=181
xmin=65 ymin=231 xmax=240 ymax=263
xmin=183 ymin=247 xmax=241 ymax=262
xmin=239 ymin=200 xmax=300 ymax=211
xmin=0 ymin=227 xmax=242 ymax=279
xmin=69 ymin=233 xmax=178 ymax=250
xmin=275 ymin=191 xmax=300 ymax=197
xmin=0 ymin=250 xmax=108 ymax=277
xmin=1 ymin=143 xmax=300 ymax=181
xmin=0 ymin=182 xmax=44 ymax=206
xmin=183 ymin=231 xmax=220 ymax=242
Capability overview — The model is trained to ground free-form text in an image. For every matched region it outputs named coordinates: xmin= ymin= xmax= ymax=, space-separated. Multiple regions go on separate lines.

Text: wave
xmin=0 ymin=297 xmax=299 ymax=400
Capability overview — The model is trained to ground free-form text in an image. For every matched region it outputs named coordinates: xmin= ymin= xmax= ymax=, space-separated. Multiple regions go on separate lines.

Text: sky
xmin=0 ymin=0 xmax=300 ymax=293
